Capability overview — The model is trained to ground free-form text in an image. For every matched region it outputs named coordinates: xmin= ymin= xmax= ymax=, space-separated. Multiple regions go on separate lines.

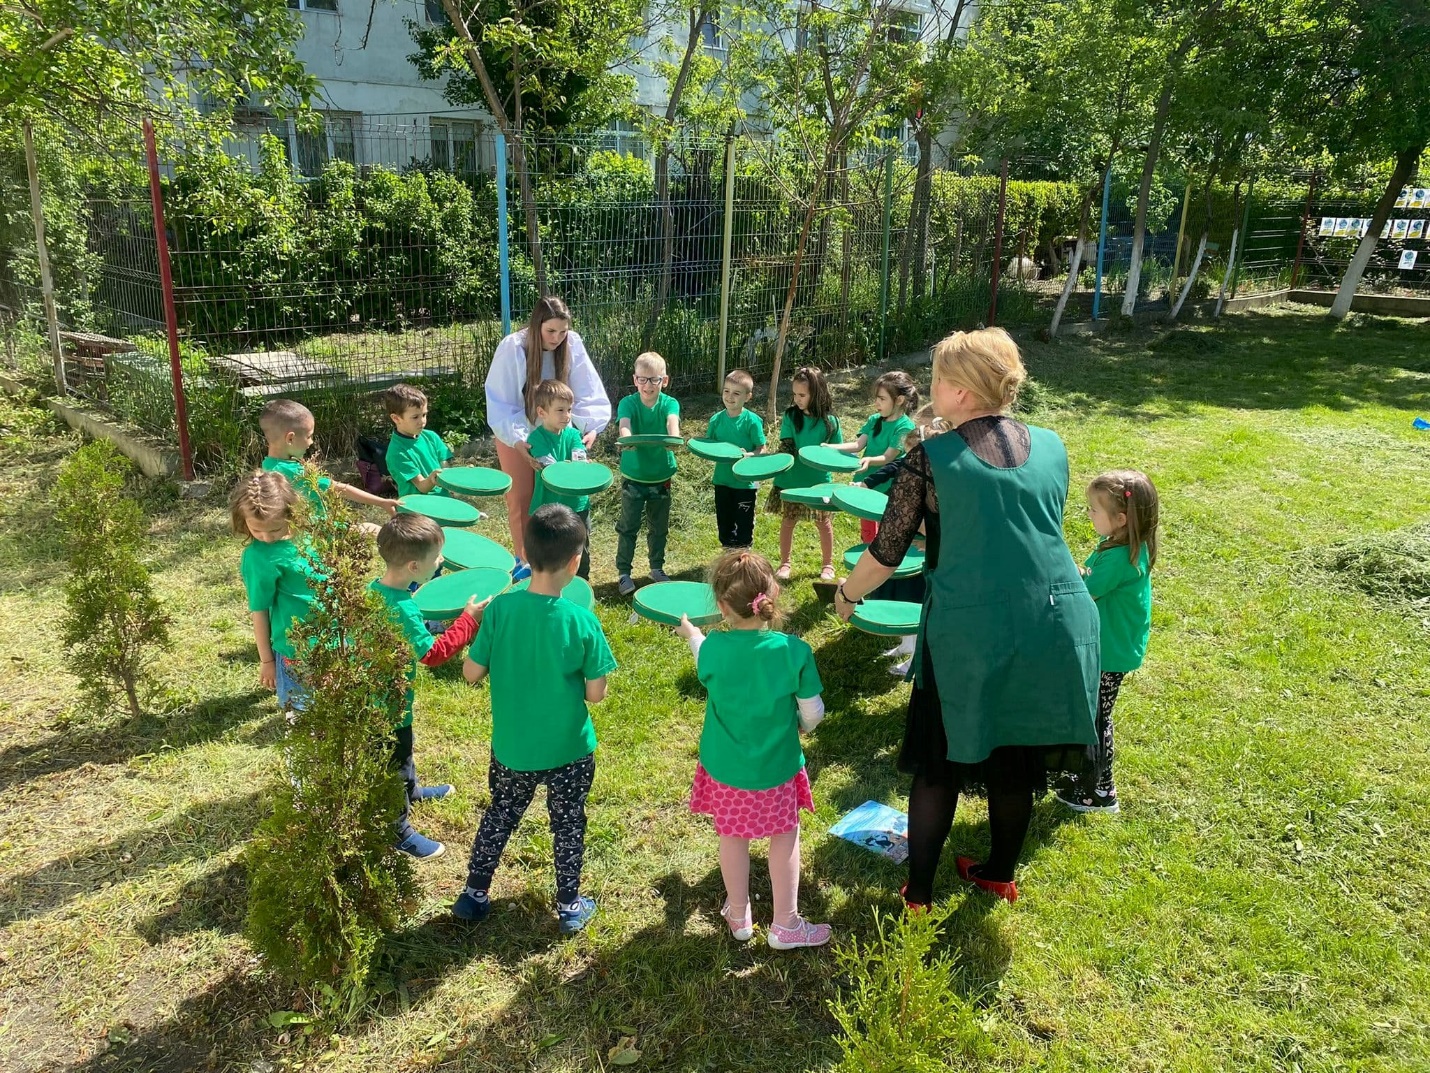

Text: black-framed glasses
xmin=634 ymin=375 xmax=664 ymax=386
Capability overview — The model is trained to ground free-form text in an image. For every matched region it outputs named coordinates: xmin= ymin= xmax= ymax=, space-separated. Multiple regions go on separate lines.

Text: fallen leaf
xmin=608 ymin=1036 xmax=641 ymax=1066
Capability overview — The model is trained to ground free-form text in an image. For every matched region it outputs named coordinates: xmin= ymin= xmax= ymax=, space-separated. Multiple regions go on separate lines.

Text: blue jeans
xmin=275 ymin=655 xmax=310 ymax=712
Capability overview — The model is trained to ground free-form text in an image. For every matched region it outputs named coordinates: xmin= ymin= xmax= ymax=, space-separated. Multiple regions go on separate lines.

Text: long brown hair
xmin=1088 ymin=469 xmax=1160 ymax=569
xmin=709 ymin=549 xmax=781 ymax=626
xmin=871 ymin=370 xmax=921 ymax=438
xmin=523 ymin=295 xmax=573 ymax=421
xmin=787 ymin=366 xmax=835 ymax=437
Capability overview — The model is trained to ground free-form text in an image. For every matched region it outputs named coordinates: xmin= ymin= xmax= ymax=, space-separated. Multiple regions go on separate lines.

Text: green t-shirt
xmin=617 ymin=392 xmax=680 ymax=483
xmin=696 ymin=629 xmax=822 ymax=790
xmin=529 ymin=424 xmax=590 ymax=513
xmin=240 ymin=538 xmax=323 ymax=660
xmin=261 ymin=456 xmax=332 ymax=516
xmin=368 ymin=579 xmax=437 ymax=729
xmin=469 ymin=589 xmax=617 ymax=771
xmin=706 ymin=408 xmax=767 ymax=489
xmin=774 ymin=411 xmax=842 ymax=489
xmin=858 ymin=413 xmax=916 ymax=462
xmin=386 ymin=429 xmax=453 ymax=499
xmin=1084 ymin=540 xmax=1152 ymax=673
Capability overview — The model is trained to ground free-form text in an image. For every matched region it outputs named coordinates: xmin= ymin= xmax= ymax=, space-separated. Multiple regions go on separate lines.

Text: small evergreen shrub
xmin=245 ymin=476 xmax=417 ymax=1017
xmin=53 ymin=440 xmax=171 ymax=718
xmin=829 ymin=905 xmax=994 ymax=1072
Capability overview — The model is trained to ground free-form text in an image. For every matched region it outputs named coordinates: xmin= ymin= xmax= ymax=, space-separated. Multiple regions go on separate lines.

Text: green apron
xmin=915 ymin=424 xmax=1099 ymax=763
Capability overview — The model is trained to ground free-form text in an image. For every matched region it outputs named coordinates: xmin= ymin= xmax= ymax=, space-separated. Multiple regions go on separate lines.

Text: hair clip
xmin=1124 ymin=489 xmax=1132 ymax=498
xmin=751 ymin=592 xmax=772 ymax=614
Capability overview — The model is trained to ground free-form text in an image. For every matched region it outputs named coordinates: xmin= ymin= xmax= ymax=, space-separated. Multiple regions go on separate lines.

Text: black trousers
xmin=391 ymin=725 xmax=417 ymax=841
xmin=714 ymin=485 xmax=757 ymax=548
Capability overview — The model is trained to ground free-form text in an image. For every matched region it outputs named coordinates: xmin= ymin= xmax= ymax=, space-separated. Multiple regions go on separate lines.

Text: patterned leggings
xmin=1088 ymin=671 xmax=1124 ymax=796
xmin=465 ymin=752 xmax=595 ymax=904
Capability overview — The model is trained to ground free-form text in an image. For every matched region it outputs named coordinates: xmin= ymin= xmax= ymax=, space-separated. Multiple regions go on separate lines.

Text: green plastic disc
xmin=798 ymin=444 xmax=862 ymax=473
xmin=509 ymin=575 xmax=596 ymax=611
xmin=436 ymin=465 xmax=512 ymax=497
xmin=620 ymin=434 xmax=685 ymax=447
xmin=850 ymin=599 xmax=922 ymax=637
xmin=843 ymin=542 xmax=925 ymax=578
xmin=632 ymin=581 xmax=722 ymax=627
xmin=440 ymin=528 xmax=515 ymax=572
xmin=779 ymin=483 xmax=843 ymax=510
xmin=832 ymin=484 xmax=888 ymax=521
xmin=541 ymin=461 xmax=614 ymax=497
xmin=412 ymin=567 xmax=510 ymax=619
xmin=397 ymin=493 xmax=482 ymax=527
xmin=731 ymin=453 xmax=794 ymax=481
xmin=686 ymin=438 xmax=745 ymax=462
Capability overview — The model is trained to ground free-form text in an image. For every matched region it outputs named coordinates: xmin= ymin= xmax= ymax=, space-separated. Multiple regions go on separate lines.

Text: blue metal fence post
xmin=496 ymin=132 xmax=511 ymax=335
xmin=1092 ymin=165 xmax=1112 ymax=320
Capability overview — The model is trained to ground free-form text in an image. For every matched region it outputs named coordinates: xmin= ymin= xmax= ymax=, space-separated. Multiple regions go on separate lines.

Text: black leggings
xmin=465 ymin=753 xmax=595 ymax=904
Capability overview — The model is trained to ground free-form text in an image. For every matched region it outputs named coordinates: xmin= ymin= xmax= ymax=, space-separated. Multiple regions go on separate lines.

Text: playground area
xmin=1 ymin=306 xmax=1428 ymax=1072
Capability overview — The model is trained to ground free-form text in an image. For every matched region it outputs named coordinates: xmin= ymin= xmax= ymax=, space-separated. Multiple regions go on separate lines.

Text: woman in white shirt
xmin=485 ymin=295 xmax=612 ymax=562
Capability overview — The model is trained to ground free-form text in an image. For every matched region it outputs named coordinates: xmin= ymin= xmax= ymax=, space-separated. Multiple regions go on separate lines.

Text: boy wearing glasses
xmin=615 ymin=351 xmax=681 ymax=595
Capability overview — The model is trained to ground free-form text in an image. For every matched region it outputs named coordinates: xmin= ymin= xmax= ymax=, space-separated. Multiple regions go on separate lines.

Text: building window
xmin=431 ymin=119 xmax=479 ymax=173
xmin=700 ymin=15 xmax=725 ymax=54
xmin=888 ymin=10 xmax=922 ymax=44
xmin=275 ymin=113 xmax=359 ymax=178
xmin=425 ymin=0 xmax=448 ymax=23
xmin=595 ymin=119 xmax=647 ymax=160
xmin=288 ymin=0 xmax=339 ymax=10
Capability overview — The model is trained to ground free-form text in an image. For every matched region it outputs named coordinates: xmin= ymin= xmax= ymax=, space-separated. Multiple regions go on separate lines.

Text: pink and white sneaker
xmin=767 ymin=917 xmax=832 ymax=950
xmin=721 ymin=902 xmax=753 ymax=941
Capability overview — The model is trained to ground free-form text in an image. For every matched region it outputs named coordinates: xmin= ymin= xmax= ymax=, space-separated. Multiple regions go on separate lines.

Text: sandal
xmin=721 ymin=902 xmax=753 ymax=941
xmin=819 ymin=564 xmax=836 ymax=581
xmin=955 ymin=856 xmax=1019 ymax=904
xmin=775 ymin=562 xmax=792 ymax=581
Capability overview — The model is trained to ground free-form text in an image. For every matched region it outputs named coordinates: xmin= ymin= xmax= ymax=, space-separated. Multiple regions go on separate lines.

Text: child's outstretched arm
xmin=675 ymin=613 xmax=704 ymax=658
xmin=666 ymin=412 xmax=680 ymax=436
xmin=410 ymin=469 xmax=443 ymax=493
xmin=421 ymin=595 xmax=490 ymax=667
xmin=333 ymin=480 xmax=399 ymax=513
xmin=831 ymin=433 xmax=869 ymax=454
xmin=251 ymin=611 xmax=276 ymax=690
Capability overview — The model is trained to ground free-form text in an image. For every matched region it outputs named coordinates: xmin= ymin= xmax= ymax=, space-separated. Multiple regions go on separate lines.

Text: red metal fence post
xmin=142 ymin=119 xmax=195 ymax=481
xmin=987 ymin=158 xmax=1009 ymax=326
xmin=1290 ymin=172 xmax=1318 ymax=292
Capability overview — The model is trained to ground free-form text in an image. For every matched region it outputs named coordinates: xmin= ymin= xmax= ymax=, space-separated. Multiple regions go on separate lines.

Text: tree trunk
xmin=1213 ymin=226 xmax=1239 ymax=317
xmin=911 ymin=126 xmax=933 ymax=300
xmin=767 ymin=148 xmax=836 ymax=418
xmin=1329 ymin=143 xmax=1423 ymax=319
xmin=1168 ymin=232 xmax=1207 ymax=321
xmin=1120 ymin=74 xmax=1175 ymax=317
xmin=1049 ymin=188 xmax=1094 ymax=336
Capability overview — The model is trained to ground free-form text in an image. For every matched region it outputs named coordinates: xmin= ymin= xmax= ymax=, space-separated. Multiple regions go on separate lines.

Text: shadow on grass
xmin=135 ymin=856 xmax=249 ymax=946
xmin=0 ymin=689 xmax=276 ymax=794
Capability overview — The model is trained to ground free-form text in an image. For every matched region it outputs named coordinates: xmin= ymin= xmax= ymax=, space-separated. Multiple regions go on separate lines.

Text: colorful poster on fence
xmin=1396 ymin=187 xmax=1411 ymax=208
xmin=1393 ymin=219 xmax=1411 ymax=239
xmin=1382 ymin=220 xmax=1393 ymax=239
xmin=1335 ymin=218 xmax=1353 ymax=237
xmin=1360 ymin=219 xmax=1371 ymax=237
xmin=1412 ymin=189 xmax=1429 ymax=209
xmin=1411 ymin=220 xmax=1426 ymax=240
xmin=829 ymin=800 xmax=909 ymax=863
xmin=1319 ymin=217 xmax=1335 ymax=236
xmin=1399 ymin=250 xmax=1418 ymax=270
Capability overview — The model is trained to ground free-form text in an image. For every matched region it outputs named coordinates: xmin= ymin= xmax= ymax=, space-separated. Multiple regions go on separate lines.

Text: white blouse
xmin=484 ymin=329 xmax=612 ymax=447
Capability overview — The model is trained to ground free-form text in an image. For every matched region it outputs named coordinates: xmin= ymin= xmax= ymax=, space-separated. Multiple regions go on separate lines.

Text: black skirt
xmin=897 ymin=647 xmax=1094 ymax=795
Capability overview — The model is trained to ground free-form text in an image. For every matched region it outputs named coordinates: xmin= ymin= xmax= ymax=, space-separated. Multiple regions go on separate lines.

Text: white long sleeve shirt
xmin=484 ymin=329 xmax=612 ymax=447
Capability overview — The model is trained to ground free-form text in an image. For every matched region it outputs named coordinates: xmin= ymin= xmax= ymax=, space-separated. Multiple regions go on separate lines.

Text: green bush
xmin=245 ymin=478 xmax=417 ymax=1017
xmin=53 ymin=440 xmax=172 ymax=718
xmin=829 ymin=905 xmax=994 ymax=1071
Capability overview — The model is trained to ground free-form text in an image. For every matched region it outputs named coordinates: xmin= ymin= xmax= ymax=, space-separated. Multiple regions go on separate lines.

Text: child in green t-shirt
xmin=383 ymin=383 xmax=468 ymax=504
xmin=371 ymin=512 xmax=487 ymax=860
xmin=674 ymin=549 xmax=831 ymax=950
xmin=231 ymin=471 xmax=324 ymax=712
xmin=455 ymin=505 xmax=617 ymax=934
xmin=614 ymin=351 xmax=681 ymax=595
xmin=258 ymin=399 xmax=398 ymax=532
xmin=706 ymin=368 xmax=767 ymax=550
xmin=527 ymin=379 xmax=591 ymax=579
xmin=1054 ymin=469 xmax=1159 ymax=816
xmin=769 ymin=366 xmax=841 ymax=581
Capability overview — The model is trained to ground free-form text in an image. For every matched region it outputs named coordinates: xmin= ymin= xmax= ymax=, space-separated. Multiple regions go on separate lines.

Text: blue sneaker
xmin=510 ymin=559 xmax=532 ymax=583
xmin=452 ymin=888 xmax=492 ymax=922
xmin=395 ymin=830 xmax=445 ymax=860
xmin=414 ymin=783 xmax=454 ymax=801
xmin=556 ymin=895 xmax=597 ymax=934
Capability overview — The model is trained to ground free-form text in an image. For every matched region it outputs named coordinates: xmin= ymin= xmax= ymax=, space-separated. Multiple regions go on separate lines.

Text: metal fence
xmin=3 ymin=115 xmax=1333 ymax=475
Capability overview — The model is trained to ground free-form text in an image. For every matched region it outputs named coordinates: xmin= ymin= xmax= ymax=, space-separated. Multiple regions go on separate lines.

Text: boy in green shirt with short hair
xmin=706 ymin=368 xmax=766 ymax=550
xmin=527 ymin=378 xmax=591 ymax=579
xmin=614 ymin=351 xmax=680 ymax=595
xmin=370 ymin=512 xmax=486 ymax=860
xmin=455 ymin=504 xmax=617 ymax=934
xmin=383 ymin=384 xmax=460 ymax=501
xmin=259 ymin=399 xmax=399 ymax=529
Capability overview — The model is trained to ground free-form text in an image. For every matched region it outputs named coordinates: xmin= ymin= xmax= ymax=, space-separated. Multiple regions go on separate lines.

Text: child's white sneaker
xmin=768 ymin=917 xmax=831 ymax=950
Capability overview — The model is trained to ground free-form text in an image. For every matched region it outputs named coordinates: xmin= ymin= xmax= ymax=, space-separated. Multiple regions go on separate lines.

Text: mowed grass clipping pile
xmin=1 ymin=305 xmax=1428 ymax=1072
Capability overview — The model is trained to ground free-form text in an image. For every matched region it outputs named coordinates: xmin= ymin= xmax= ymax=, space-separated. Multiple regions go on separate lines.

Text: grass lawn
xmin=2 ymin=306 xmax=1428 ymax=1072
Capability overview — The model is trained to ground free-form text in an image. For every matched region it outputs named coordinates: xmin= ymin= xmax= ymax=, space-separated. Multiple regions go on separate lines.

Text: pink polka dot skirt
xmin=689 ymin=763 xmax=814 ymax=839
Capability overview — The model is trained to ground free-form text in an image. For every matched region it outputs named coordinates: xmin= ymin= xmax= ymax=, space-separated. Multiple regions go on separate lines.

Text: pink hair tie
xmin=750 ymin=592 xmax=772 ymax=615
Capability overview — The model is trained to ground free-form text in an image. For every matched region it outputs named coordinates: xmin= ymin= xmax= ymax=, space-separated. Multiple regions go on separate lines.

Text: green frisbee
xmin=413 ymin=567 xmax=510 ymax=620
xmin=436 ymin=465 xmax=512 ymax=497
xmin=779 ymin=483 xmax=843 ymax=510
xmin=798 ymin=444 xmax=862 ymax=473
xmin=541 ymin=460 xmax=614 ymax=497
xmin=843 ymin=542 xmax=926 ymax=578
xmin=397 ymin=493 xmax=482 ymax=527
xmin=686 ymin=438 xmax=745 ymax=463
xmin=731 ymin=453 xmax=793 ymax=481
xmin=620 ymin=434 xmax=685 ymax=447
xmin=510 ymin=574 xmax=596 ymax=611
xmin=632 ymin=581 xmax=722 ymax=628
xmin=849 ymin=600 xmax=922 ymax=637
xmin=832 ymin=484 xmax=888 ymax=521
xmin=440 ymin=528 xmax=515 ymax=572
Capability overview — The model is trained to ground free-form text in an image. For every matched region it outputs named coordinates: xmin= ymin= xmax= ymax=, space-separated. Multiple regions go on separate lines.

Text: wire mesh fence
xmin=1296 ymin=185 xmax=1430 ymax=295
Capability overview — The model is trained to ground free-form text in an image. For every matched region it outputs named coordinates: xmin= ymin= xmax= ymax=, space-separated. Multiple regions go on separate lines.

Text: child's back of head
xmin=526 ymin=504 xmax=588 ymax=574
xmin=377 ymin=511 xmax=443 ymax=568
xmin=259 ymin=399 xmax=315 ymax=447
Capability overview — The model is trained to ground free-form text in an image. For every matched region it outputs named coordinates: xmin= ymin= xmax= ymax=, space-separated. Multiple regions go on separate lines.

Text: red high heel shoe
xmin=955 ymin=856 xmax=1019 ymax=904
xmin=899 ymin=883 xmax=931 ymax=914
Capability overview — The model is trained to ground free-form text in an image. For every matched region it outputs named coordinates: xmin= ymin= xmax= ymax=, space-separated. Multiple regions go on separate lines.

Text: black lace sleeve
xmin=863 ymin=458 xmax=903 ymax=491
xmin=868 ymin=445 xmax=935 ymax=567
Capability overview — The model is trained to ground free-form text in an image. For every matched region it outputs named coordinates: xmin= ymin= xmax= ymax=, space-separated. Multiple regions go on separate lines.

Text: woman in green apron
xmin=835 ymin=328 xmax=1099 ymax=906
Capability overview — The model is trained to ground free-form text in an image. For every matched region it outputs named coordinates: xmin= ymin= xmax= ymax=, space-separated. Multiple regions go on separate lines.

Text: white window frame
xmin=288 ymin=0 xmax=339 ymax=11
xmin=700 ymin=15 xmax=726 ymax=55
